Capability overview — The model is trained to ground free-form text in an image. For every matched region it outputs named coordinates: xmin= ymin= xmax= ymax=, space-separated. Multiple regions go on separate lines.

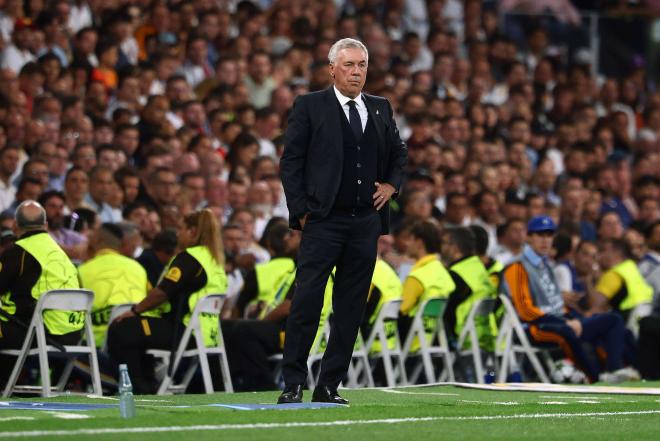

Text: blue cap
xmin=527 ymin=215 xmax=557 ymax=233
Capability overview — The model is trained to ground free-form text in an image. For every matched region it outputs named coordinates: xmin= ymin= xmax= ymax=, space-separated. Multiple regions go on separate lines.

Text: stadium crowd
xmin=0 ymin=0 xmax=659 ymax=393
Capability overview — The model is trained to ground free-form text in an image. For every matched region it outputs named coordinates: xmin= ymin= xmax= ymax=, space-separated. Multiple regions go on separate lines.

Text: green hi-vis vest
xmin=162 ymin=246 xmax=227 ymax=347
xmin=610 ymin=259 xmax=653 ymax=311
xmin=78 ymin=249 xmax=150 ymax=346
xmin=406 ymin=256 xmax=455 ymax=352
xmin=1 ymin=232 xmax=81 ymax=335
xmin=369 ymin=259 xmax=403 ymax=353
xmin=451 ymin=256 xmax=498 ymax=351
xmin=252 ymin=257 xmax=295 ymax=312
xmin=261 ymin=269 xmax=296 ymax=319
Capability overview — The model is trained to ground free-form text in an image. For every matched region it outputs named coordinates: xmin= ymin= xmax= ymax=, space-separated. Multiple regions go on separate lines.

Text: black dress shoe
xmin=277 ymin=384 xmax=303 ymax=404
xmin=311 ymin=385 xmax=349 ymax=405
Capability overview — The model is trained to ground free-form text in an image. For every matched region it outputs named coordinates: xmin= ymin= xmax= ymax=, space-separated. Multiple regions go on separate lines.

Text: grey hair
xmin=15 ymin=200 xmax=46 ymax=230
xmin=328 ymin=38 xmax=369 ymax=65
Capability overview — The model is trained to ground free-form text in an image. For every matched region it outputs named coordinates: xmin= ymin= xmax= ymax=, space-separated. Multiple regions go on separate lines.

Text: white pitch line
xmin=381 ymin=389 xmax=460 ymax=396
xmin=0 ymin=417 xmax=34 ymax=422
xmin=2 ymin=410 xmax=660 ymax=438
xmin=539 ymin=401 xmax=569 ymax=405
xmin=86 ymin=395 xmax=174 ymax=403
xmin=47 ymin=412 xmax=90 ymax=420
xmin=540 ymin=396 xmax=613 ymax=400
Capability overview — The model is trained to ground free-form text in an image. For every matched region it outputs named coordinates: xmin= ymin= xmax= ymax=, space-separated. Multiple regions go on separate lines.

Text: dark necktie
xmin=347 ymin=100 xmax=363 ymax=141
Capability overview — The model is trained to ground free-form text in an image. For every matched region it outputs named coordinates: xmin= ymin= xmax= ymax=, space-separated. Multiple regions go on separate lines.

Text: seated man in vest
xmin=398 ymin=220 xmax=455 ymax=344
xmin=231 ymin=222 xmax=295 ymax=319
xmin=78 ymin=223 xmax=150 ymax=347
xmin=0 ymin=200 xmax=82 ymax=389
xmin=441 ymin=227 xmax=497 ymax=351
xmin=501 ymin=216 xmax=638 ymax=383
xmin=589 ymin=238 xmax=653 ymax=321
xmin=469 ymin=225 xmax=504 ymax=288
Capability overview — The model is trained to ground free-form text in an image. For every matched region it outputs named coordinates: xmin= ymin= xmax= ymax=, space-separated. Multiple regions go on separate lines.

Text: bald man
xmin=0 ymin=200 xmax=82 ymax=388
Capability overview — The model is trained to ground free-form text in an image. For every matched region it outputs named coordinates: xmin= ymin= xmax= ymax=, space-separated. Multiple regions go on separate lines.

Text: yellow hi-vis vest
xmin=369 ymin=259 xmax=403 ymax=353
xmin=261 ymin=268 xmax=296 ymax=319
xmin=8 ymin=232 xmax=81 ymax=335
xmin=487 ymin=259 xmax=504 ymax=288
xmin=161 ymin=246 xmax=228 ymax=347
xmin=78 ymin=249 xmax=150 ymax=346
xmin=407 ymin=256 xmax=455 ymax=317
xmin=450 ymin=256 xmax=498 ymax=351
xmin=610 ymin=259 xmax=653 ymax=311
xmin=255 ymin=257 xmax=296 ymax=303
xmin=406 ymin=255 xmax=455 ymax=352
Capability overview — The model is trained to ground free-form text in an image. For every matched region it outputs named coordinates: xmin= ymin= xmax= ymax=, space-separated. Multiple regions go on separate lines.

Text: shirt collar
xmin=333 ymin=85 xmax=365 ymax=110
xmin=413 ymin=254 xmax=438 ymax=269
xmin=523 ymin=244 xmax=545 ymax=267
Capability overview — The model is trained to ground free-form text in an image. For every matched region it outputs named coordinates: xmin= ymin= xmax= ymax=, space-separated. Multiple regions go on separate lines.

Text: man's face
xmin=330 ymin=47 xmax=368 ymax=99
xmin=446 ymin=196 xmax=468 ymax=225
xmin=25 ymin=162 xmax=50 ymax=186
xmin=122 ymin=176 xmax=140 ymax=204
xmin=116 ymin=128 xmax=140 ymax=156
xmin=0 ymin=149 xmax=19 ymax=176
xmin=183 ymin=176 xmax=206 ymax=207
xmin=65 ymin=170 xmax=89 ymax=199
xmin=223 ymin=228 xmax=245 ymax=256
xmin=89 ymin=170 xmax=114 ymax=203
xmin=153 ymin=171 xmax=179 ymax=205
xmin=575 ymin=242 xmax=598 ymax=275
xmin=44 ymin=196 xmax=65 ymax=229
xmin=228 ymin=183 xmax=248 ymax=209
xmin=528 ymin=231 xmax=554 ymax=257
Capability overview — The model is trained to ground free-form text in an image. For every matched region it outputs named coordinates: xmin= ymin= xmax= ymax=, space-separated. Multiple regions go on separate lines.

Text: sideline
xmin=1 ymin=410 xmax=660 ymax=438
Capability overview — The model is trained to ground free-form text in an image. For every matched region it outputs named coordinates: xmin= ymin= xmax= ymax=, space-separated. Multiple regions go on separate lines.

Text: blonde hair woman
xmin=108 ymin=209 xmax=227 ymax=393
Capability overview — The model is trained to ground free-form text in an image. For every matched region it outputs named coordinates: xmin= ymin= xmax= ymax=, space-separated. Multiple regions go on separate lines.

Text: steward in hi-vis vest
xmin=591 ymin=238 xmax=653 ymax=321
xmin=399 ymin=221 xmax=455 ymax=352
xmin=107 ymin=209 xmax=227 ymax=394
xmin=0 ymin=201 xmax=82 ymax=389
xmin=233 ymin=223 xmax=296 ymax=319
xmin=442 ymin=228 xmax=497 ymax=352
xmin=78 ymin=223 xmax=150 ymax=347
xmin=362 ymin=258 xmax=403 ymax=353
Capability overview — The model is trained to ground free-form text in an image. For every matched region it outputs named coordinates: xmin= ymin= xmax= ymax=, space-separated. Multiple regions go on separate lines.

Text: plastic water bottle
xmin=484 ymin=356 xmax=496 ymax=384
xmin=118 ymin=364 xmax=136 ymax=418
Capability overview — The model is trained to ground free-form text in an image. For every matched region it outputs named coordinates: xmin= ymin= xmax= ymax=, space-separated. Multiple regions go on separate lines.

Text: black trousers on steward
xmin=0 ymin=320 xmax=81 ymax=390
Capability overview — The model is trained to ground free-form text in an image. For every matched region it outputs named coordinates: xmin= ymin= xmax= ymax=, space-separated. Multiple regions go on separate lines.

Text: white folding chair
xmin=626 ymin=302 xmax=653 ymax=338
xmin=495 ymin=294 xmax=551 ymax=383
xmin=306 ymin=315 xmax=330 ymax=389
xmin=401 ymin=297 xmax=455 ymax=384
xmin=305 ymin=314 xmax=375 ymax=389
xmin=148 ymin=294 xmax=233 ymax=394
xmin=2 ymin=289 xmax=102 ymax=397
xmin=364 ymin=299 xmax=407 ymax=387
xmin=456 ymin=297 xmax=497 ymax=384
xmin=345 ymin=331 xmax=375 ymax=388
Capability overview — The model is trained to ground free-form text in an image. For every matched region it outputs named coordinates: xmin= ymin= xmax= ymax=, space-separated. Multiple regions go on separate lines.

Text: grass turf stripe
xmin=1 ymin=410 xmax=660 ymax=438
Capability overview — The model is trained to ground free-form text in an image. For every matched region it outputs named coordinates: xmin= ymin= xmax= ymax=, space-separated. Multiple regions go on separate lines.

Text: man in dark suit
xmin=278 ymin=38 xmax=407 ymax=404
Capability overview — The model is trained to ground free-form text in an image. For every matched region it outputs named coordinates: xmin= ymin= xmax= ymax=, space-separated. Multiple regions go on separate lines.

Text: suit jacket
xmin=280 ymin=87 xmax=407 ymax=234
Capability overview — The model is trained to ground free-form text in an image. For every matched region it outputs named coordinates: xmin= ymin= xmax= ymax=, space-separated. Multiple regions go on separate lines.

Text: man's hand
xmin=566 ymin=319 xmax=583 ymax=337
xmin=299 ymin=213 xmax=309 ymax=229
xmin=114 ymin=310 xmax=136 ymax=323
xmin=373 ymin=182 xmax=396 ymax=210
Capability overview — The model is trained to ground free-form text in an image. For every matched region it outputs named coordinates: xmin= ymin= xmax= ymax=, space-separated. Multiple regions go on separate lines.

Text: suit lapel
xmin=362 ymin=94 xmax=385 ymax=159
xmin=323 ymin=87 xmax=343 ymax=158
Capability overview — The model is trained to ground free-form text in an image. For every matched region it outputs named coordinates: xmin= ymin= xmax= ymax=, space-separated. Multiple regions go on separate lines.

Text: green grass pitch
xmin=1 ymin=383 xmax=660 ymax=440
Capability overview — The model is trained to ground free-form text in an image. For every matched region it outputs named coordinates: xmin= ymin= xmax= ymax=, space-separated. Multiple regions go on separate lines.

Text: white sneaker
xmin=599 ymin=367 xmax=641 ymax=384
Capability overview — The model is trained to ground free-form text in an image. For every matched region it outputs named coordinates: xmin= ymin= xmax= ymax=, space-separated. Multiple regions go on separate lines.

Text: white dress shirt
xmin=333 ymin=86 xmax=368 ymax=131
